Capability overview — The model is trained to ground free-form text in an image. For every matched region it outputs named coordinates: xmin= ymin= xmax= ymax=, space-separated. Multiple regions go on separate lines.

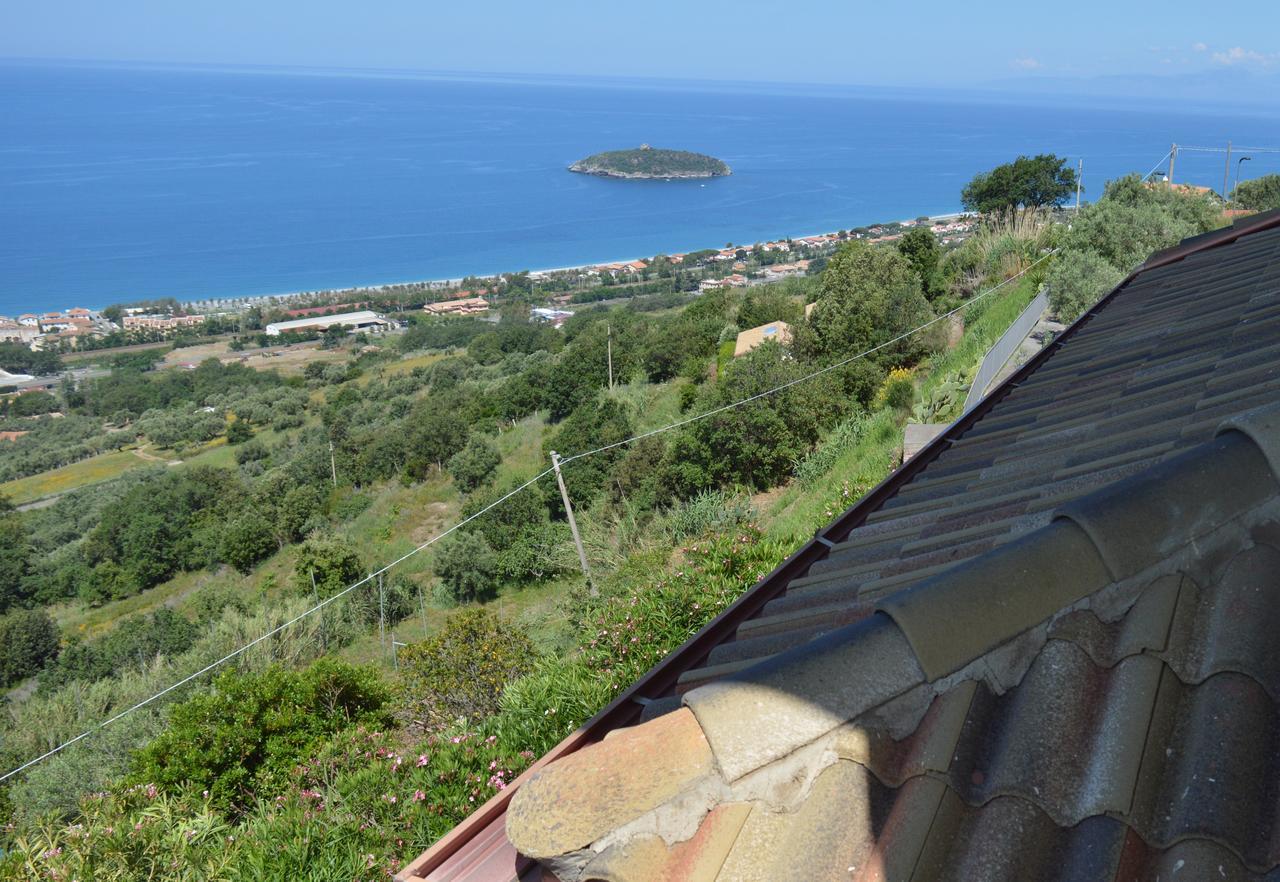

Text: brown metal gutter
xmin=397 ymin=206 xmax=1280 ymax=881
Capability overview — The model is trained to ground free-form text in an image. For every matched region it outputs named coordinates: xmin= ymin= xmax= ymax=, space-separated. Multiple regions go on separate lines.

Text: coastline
xmin=5 ymin=209 xmax=968 ymax=317
xmin=175 ymin=209 xmax=970 ymax=311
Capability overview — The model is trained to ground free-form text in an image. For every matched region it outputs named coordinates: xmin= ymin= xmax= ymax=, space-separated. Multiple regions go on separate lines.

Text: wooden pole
xmin=1223 ymin=141 xmax=1232 ymax=200
xmin=1168 ymin=143 xmax=1177 ymax=185
xmin=329 ymin=440 xmax=337 ymax=488
xmin=1076 ymin=159 xmax=1082 ymax=212
xmin=378 ymin=572 xmax=386 ymax=655
xmin=607 ymin=323 xmax=614 ymax=390
xmin=418 ymin=583 xmax=428 ymax=637
xmin=550 ymin=450 xmax=595 ymax=595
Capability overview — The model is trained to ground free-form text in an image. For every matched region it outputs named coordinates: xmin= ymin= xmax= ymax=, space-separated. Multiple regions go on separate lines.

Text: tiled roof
xmin=399 ymin=209 xmax=1280 ymax=882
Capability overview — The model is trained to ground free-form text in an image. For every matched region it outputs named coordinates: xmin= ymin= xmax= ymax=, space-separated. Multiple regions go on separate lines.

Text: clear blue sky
xmin=4 ymin=0 xmax=1279 ymax=90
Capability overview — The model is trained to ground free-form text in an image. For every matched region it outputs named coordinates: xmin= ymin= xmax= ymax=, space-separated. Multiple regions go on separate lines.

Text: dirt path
xmin=132 ymin=446 xmax=181 ymax=465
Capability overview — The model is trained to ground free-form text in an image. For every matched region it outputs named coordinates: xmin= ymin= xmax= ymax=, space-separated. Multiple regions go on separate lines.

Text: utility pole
xmin=550 ymin=450 xmax=595 ymax=595
xmin=329 ymin=440 xmax=337 ymax=488
xmin=1168 ymin=143 xmax=1177 ymax=186
xmin=418 ymin=583 xmax=428 ymax=637
xmin=1076 ymin=159 xmax=1083 ymax=212
xmin=607 ymin=323 xmax=614 ymax=390
xmin=1223 ymin=141 xmax=1232 ymax=200
xmin=377 ymin=572 xmax=386 ymax=655
xmin=310 ymin=568 xmax=326 ymax=652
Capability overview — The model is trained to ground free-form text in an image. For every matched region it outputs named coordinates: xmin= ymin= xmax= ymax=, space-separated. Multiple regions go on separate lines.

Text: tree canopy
xmin=1232 ymin=174 xmax=1280 ymax=212
xmin=961 ymin=154 xmax=1078 ymax=215
xmin=793 ymin=239 xmax=935 ymax=367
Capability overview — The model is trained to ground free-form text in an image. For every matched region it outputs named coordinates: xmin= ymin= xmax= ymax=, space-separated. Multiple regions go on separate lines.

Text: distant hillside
xmin=568 ymin=145 xmax=731 ymax=179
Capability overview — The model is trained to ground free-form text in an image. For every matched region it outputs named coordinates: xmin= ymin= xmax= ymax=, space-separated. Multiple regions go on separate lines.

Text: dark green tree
xmin=0 ymin=496 xmax=31 ymax=611
xmin=663 ymin=341 xmax=841 ymax=493
xmin=433 ymin=530 xmax=499 ymax=604
xmin=543 ymin=394 xmax=633 ymax=510
xmin=225 ymin=419 xmax=252 ymax=444
xmin=896 ymin=227 xmax=946 ymax=300
xmin=1232 ymin=174 xmax=1280 ymax=211
xmin=793 ymin=240 xmax=936 ymax=367
xmin=219 ymin=511 xmax=276 ymax=574
xmin=293 ymin=536 xmax=363 ymax=597
xmin=961 ymin=154 xmax=1078 ymax=215
xmin=447 ymin=435 xmax=502 ymax=493
xmin=0 ymin=608 xmax=60 ymax=686
xmin=737 ymin=287 xmax=801 ymax=329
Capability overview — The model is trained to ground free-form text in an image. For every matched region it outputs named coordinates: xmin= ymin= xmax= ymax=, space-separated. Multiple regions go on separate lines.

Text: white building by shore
xmin=264 ymin=310 xmax=392 ymax=337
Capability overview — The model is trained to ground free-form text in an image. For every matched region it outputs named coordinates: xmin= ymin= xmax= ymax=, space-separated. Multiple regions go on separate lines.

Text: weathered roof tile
xmin=406 ymin=213 xmax=1280 ymax=882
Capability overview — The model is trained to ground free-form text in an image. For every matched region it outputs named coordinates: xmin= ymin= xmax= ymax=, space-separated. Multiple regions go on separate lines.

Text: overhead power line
xmin=559 ymin=249 xmax=1059 ymax=468
xmin=0 ymin=226 xmax=1066 ymax=785
xmin=1175 ymin=145 xmax=1280 ymax=154
xmin=0 ymin=467 xmax=552 ymax=786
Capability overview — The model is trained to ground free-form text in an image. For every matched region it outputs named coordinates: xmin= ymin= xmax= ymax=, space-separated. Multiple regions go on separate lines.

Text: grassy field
xmin=1 ymin=449 xmax=153 ymax=505
xmin=362 ymin=350 xmax=447 ymax=383
xmin=162 ymin=339 xmax=353 ymax=376
xmin=493 ymin=413 xmax=549 ymax=483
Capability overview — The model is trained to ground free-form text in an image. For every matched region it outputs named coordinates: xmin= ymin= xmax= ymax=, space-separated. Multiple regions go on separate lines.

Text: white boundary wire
xmin=1 ymin=241 xmax=1065 ymax=785
xmin=560 ymin=248 xmax=1058 ymax=466
xmin=1142 ymin=149 xmax=1174 ymax=181
xmin=0 ymin=468 xmax=552 ymax=785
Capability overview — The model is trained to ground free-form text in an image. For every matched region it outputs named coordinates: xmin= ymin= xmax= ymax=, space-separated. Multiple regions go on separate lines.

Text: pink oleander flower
xmin=416 ymin=754 xmax=429 ymax=767
xmin=412 ymin=790 xmax=426 ymax=802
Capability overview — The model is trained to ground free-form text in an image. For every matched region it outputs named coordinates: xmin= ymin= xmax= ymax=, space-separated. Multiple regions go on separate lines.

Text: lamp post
xmin=1234 ymin=156 xmax=1252 ymax=203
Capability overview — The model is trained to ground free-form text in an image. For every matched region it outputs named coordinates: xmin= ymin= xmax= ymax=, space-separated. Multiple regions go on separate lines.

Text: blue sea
xmin=3 ymin=60 xmax=1279 ymax=315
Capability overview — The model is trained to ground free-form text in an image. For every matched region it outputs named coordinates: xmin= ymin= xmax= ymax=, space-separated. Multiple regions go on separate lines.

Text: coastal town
xmin=2 ymin=213 xmax=978 ymax=367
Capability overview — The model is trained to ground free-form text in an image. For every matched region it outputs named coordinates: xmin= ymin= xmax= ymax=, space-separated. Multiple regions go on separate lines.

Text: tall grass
xmin=665 ymin=488 xmax=756 ymax=543
xmin=953 ymin=208 xmax=1060 ymax=291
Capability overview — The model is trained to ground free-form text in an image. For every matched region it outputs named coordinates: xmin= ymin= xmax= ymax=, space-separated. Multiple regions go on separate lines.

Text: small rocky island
xmin=568 ymin=145 xmax=731 ymax=180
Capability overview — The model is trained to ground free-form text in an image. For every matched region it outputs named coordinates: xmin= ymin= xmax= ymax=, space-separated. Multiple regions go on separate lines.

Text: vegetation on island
xmin=0 ymin=157 xmax=1227 ymax=881
xmin=569 ymin=145 xmax=731 ymax=179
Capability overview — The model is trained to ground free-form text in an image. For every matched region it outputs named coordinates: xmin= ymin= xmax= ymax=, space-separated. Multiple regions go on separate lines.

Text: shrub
xmin=233 ymin=437 xmax=267 ymax=464
xmin=3 ymin=787 xmax=233 ymax=882
xmin=226 ymin=419 xmax=252 ymax=444
xmin=666 ymin=489 xmax=756 ymax=542
xmin=446 ymin=435 xmax=501 ymax=493
xmin=912 ymin=371 xmax=969 ymax=424
xmin=0 ymin=608 xmax=60 ymax=686
xmin=397 ymin=608 xmax=537 ymax=733
xmin=219 ymin=511 xmax=275 ymax=574
xmin=129 ymin=659 xmax=391 ymax=813
xmin=40 ymin=607 xmax=197 ymax=690
xmin=792 ymin=412 xmax=869 ymax=487
xmin=1232 ymin=173 xmax=1280 ymax=211
xmin=875 ymin=367 xmax=915 ymax=410
xmin=433 ymin=530 xmax=498 ymax=603
xmin=294 ymin=536 xmax=364 ymax=598
xmin=1046 ymin=249 xmax=1125 ymax=322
